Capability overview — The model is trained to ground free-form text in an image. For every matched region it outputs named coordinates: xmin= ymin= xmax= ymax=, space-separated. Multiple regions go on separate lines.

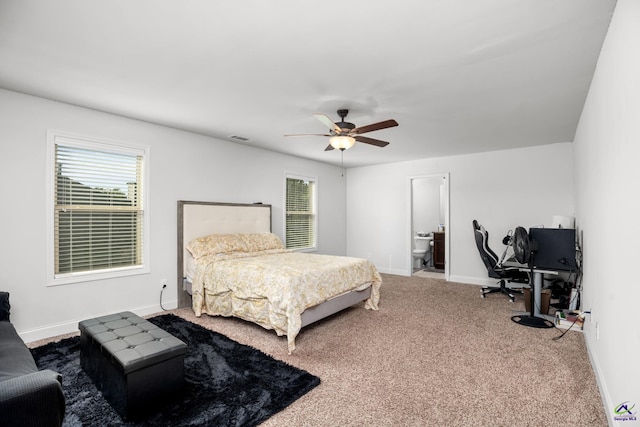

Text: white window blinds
xmin=51 ymin=134 xmax=146 ymax=279
xmin=285 ymin=175 xmax=317 ymax=250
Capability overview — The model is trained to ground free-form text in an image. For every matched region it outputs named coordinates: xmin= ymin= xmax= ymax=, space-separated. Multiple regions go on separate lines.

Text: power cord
xmin=160 ymin=284 xmax=168 ymax=311
xmin=553 ymin=311 xmax=590 ymax=340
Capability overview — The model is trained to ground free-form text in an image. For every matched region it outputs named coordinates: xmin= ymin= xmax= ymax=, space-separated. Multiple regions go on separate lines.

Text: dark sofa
xmin=0 ymin=292 xmax=65 ymax=427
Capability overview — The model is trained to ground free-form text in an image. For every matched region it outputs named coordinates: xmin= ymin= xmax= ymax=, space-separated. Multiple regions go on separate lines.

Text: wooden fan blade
xmin=353 ymin=119 xmax=398 ymax=135
xmin=313 ymin=113 xmax=342 ymax=133
xmin=324 ymin=144 xmax=335 ymax=151
xmin=354 ymin=135 xmax=390 ymax=147
xmin=284 ymin=133 xmax=332 ymax=137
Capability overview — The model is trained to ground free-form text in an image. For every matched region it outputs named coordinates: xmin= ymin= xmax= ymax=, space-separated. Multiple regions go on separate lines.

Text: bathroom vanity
xmin=433 ymin=232 xmax=445 ymax=269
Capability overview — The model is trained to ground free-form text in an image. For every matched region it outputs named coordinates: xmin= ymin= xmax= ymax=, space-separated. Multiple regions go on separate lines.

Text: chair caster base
xmin=481 ymin=285 xmax=522 ymax=302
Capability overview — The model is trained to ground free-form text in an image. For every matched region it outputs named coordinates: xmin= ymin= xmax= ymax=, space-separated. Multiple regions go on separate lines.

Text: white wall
xmin=412 ymin=176 xmax=442 ymax=236
xmin=346 ymin=143 xmax=575 ymax=280
xmin=0 ymin=88 xmax=347 ymax=342
xmin=573 ymin=1 xmax=640 ymax=425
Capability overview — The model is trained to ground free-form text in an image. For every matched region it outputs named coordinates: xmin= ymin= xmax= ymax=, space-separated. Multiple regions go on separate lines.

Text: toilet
xmin=413 ymin=234 xmax=433 ymax=269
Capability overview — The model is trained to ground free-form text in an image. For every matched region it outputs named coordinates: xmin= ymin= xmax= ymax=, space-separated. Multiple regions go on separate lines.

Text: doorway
xmin=409 ymin=173 xmax=449 ymax=280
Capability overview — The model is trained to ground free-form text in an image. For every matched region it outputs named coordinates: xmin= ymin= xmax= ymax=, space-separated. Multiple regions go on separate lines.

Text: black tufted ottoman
xmin=79 ymin=312 xmax=187 ymax=420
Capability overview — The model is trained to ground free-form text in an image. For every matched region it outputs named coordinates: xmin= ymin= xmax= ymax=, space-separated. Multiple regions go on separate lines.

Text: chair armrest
xmin=497 ymin=267 xmax=529 ymax=284
xmin=0 ymin=370 xmax=65 ymax=427
xmin=498 ymin=266 xmax=522 ymax=272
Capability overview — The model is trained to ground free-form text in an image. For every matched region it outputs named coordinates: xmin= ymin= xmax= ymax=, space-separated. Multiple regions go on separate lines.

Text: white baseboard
xmin=19 ymin=299 xmax=179 ymax=344
xmin=584 ymin=332 xmax=615 ymax=426
xmin=377 ymin=266 xmax=411 ymax=276
xmin=448 ymin=275 xmax=498 ymax=287
xmin=378 ymin=271 xmax=504 ymax=287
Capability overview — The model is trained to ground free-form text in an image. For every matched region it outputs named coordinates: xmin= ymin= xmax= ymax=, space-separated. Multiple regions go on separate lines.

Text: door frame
xmin=407 ymin=172 xmax=450 ymax=279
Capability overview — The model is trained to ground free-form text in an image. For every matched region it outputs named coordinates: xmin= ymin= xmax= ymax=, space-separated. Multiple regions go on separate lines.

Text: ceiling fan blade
xmin=284 ymin=133 xmax=332 ymax=137
xmin=353 ymin=119 xmax=398 ymax=135
xmin=313 ymin=113 xmax=342 ymax=133
xmin=324 ymin=144 xmax=335 ymax=151
xmin=354 ymin=135 xmax=390 ymax=147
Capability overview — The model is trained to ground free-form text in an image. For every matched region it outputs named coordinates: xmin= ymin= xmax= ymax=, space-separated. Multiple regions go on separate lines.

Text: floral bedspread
xmin=190 ymin=250 xmax=382 ymax=352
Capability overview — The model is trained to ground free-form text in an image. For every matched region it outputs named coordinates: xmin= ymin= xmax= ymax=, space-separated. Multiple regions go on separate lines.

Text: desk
xmin=503 ymin=261 xmax=558 ymax=317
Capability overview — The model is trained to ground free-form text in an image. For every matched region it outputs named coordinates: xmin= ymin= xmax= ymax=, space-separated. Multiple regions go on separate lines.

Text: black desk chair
xmin=472 ymin=219 xmax=529 ymax=302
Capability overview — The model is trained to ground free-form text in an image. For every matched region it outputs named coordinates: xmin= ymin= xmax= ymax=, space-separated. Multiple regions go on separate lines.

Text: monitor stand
xmin=511 ymin=252 xmax=554 ymax=329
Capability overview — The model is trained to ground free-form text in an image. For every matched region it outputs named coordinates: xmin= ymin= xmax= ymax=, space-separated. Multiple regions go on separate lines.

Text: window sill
xmin=48 ymin=265 xmax=149 ymax=287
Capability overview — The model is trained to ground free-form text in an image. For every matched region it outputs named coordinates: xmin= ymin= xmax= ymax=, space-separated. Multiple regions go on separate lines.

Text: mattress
xmin=190 ymin=249 xmax=381 ymax=352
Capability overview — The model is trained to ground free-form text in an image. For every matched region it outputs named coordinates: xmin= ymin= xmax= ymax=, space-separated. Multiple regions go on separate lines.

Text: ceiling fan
xmin=285 ymin=109 xmax=398 ymax=151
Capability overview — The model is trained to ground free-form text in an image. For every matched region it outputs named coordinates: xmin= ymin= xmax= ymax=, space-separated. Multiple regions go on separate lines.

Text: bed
xmin=177 ymin=201 xmax=382 ymax=353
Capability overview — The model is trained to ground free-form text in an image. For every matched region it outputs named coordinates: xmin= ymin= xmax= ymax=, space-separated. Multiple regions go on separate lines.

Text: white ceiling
xmin=0 ymin=0 xmax=616 ymax=168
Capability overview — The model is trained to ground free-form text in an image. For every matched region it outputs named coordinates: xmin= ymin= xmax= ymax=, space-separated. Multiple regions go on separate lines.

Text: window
xmin=285 ymin=174 xmax=317 ymax=250
xmin=47 ymin=131 xmax=149 ymax=285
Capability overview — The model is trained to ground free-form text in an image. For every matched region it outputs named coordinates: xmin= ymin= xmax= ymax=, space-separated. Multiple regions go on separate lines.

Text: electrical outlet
xmin=161 ymin=279 xmax=167 ymax=288
xmin=596 ymin=321 xmax=600 ymax=340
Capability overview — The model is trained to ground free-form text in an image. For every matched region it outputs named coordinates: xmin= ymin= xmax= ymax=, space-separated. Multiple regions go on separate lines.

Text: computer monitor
xmin=528 ymin=228 xmax=577 ymax=271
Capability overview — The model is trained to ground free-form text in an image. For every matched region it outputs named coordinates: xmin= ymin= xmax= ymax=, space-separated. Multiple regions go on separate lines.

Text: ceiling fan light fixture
xmin=329 ymin=135 xmax=355 ymax=150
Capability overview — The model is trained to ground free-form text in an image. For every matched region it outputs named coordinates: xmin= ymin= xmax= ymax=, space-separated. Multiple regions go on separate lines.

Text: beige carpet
xmin=175 ymin=274 xmax=605 ymax=426
xmin=32 ymin=274 xmax=607 ymax=426
xmin=413 ymin=269 xmax=445 ymax=279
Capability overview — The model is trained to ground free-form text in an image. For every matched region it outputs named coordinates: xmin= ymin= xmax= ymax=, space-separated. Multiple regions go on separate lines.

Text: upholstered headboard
xmin=177 ymin=201 xmax=272 ymax=308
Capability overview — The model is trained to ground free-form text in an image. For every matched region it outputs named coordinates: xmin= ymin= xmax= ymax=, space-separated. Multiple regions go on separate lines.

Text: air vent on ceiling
xmin=229 ymin=135 xmax=250 ymax=142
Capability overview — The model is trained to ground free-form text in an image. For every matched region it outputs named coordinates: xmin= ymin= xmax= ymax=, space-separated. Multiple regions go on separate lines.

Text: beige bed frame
xmin=177 ymin=200 xmax=372 ymax=328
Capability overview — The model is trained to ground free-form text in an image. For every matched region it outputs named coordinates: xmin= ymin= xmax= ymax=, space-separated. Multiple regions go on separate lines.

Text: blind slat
xmin=54 ymin=141 xmax=145 ymax=275
xmin=285 ymin=177 xmax=316 ymax=249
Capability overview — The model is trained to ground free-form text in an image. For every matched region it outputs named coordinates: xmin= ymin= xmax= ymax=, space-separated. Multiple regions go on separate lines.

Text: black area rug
xmin=31 ymin=314 xmax=320 ymax=426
